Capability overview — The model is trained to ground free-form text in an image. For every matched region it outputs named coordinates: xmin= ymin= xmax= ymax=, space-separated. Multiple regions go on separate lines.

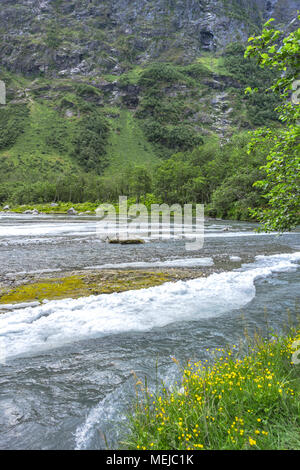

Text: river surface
xmin=0 ymin=213 xmax=299 ymax=449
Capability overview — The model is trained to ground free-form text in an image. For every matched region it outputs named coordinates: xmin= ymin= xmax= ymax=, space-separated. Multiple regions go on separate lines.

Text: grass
xmin=105 ymin=109 xmax=158 ymax=174
xmin=196 ymin=54 xmax=230 ymax=76
xmin=0 ymin=197 xmax=165 ymax=213
xmin=0 ymin=100 xmax=79 ymax=181
xmin=124 ymin=328 xmax=300 ymax=450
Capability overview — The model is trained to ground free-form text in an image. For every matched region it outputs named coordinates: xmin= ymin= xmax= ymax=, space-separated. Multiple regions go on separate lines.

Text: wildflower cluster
xmin=125 ymin=329 xmax=300 ymax=450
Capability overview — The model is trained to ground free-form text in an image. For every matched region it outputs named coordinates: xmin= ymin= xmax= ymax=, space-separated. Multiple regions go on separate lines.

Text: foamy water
xmin=83 ymin=257 xmax=214 ymax=270
xmin=1 ymin=252 xmax=299 ymax=360
xmin=1 ymin=214 xmax=300 ymax=450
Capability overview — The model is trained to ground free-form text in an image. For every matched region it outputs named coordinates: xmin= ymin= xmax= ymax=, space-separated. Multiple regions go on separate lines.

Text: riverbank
xmin=125 ymin=328 xmax=300 ymax=450
xmin=0 ymin=202 xmax=99 ymax=215
xmin=0 ymin=267 xmax=208 ymax=307
xmin=0 ymin=202 xmax=257 ymax=222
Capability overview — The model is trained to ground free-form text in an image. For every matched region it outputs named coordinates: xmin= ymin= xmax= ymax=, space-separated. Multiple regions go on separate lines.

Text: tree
xmin=245 ymin=17 xmax=300 ymax=231
xmin=153 ymin=154 xmax=205 ymax=205
xmin=129 ymin=166 xmax=152 ymax=202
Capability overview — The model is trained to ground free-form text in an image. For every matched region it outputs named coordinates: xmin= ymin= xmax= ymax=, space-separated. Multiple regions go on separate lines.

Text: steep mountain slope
xmin=0 ymin=0 xmax=297 ymax=77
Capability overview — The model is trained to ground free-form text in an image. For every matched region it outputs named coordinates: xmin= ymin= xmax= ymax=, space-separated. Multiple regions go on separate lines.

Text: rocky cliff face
xmin=0 ymin=0 xmax=298 ymax=77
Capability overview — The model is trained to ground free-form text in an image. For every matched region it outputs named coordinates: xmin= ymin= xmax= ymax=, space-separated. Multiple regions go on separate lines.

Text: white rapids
xmin=0 ymin=252 xmax=299 ymax=360
xmin=83 ymin=257 xmax=214 ymax=270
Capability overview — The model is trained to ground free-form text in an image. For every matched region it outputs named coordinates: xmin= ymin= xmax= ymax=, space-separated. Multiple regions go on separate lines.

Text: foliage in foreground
xmin=246 ymin=17 xmax=300 ymax=231
xmin=125 ymin=329 xmax=300 ymax=450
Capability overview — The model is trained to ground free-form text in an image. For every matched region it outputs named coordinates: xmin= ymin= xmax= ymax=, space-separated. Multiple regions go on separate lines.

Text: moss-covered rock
xmin=0 ymin=268 xmax=205 ymax=306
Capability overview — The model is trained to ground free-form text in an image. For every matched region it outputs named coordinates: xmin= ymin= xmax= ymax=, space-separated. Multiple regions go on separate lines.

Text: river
xmin=0 ymin=213 xmax=299 ymax=449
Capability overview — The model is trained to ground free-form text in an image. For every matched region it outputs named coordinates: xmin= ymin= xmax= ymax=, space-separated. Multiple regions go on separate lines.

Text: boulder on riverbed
xmin=67 ymin=207 xmax=78 ymax=215
xmin=23 ymin=209 xmax=39 ymax=215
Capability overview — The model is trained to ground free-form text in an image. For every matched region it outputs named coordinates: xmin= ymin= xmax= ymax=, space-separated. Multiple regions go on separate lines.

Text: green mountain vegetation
xmin=0 ymin=0 xmax=298 ymax=222
xmin=0 ymin=44 xmax=281 ymax=217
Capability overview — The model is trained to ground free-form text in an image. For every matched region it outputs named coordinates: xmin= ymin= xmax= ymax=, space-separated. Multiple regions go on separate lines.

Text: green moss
xmin=0 ymin=271 xmax=172 ymax=305
xmin=0 ymin=276 xmax=86 ymax=304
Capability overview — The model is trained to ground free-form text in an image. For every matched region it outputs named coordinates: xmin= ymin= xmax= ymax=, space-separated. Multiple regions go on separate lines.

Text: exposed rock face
xmin=0 ymin=0 xmax=297 ymax=147
xmin=0 ymin=0 xmax=297 ymax=77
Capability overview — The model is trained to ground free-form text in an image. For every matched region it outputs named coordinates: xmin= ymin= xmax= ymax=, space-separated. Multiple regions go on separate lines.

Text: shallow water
xmin=0 ymin=214 xmax=299 ymax=449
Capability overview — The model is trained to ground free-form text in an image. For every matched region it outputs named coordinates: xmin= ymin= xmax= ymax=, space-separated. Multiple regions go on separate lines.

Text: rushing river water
xmin=0 ymin=213 xmax=299 ymax=449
